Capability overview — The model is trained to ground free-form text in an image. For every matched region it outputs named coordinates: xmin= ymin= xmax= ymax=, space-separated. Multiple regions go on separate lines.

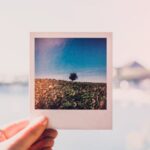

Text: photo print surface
xmin=35 ymin=38 xmax=107 ymax=110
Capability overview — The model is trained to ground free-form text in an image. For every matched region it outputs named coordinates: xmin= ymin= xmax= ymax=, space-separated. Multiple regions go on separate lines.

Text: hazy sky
xmin=35 ymin=38 xmax=106 ymax=82
xmin=0 ymin=0 xmax=150 ymax=76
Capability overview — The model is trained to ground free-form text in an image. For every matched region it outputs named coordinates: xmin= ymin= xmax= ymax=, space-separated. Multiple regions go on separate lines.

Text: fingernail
xmin=31 ymin=116 xmax=48 ymax=127
xmin=42 ymin=117 xmax=48 ymax=126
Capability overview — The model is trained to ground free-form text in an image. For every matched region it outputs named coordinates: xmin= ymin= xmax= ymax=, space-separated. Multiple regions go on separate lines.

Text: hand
xmin=0 ymin=116 xmax=58 ymax=150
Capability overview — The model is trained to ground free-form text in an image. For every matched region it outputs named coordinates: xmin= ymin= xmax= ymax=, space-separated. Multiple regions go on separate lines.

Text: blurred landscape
xmin=0 ymin=61 xmax=150 ymax=150
xmin=35 ymin=79 xmax=106 ymax=109
xmin=0 ymin=61 xmax=149 ymax=90
xmin=1 ymin=0 xmax=150 ymax=149
xmin=113 ymin=61 xmax=150 ymax=90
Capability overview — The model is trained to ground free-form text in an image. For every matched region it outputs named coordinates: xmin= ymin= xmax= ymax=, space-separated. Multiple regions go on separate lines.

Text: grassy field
xmin=35 ymin=79 xmax=106 ymax=109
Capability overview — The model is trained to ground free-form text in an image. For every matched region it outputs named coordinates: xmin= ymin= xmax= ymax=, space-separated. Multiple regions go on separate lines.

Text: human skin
xmin=0 ymin=116 xmax=58 ymax=150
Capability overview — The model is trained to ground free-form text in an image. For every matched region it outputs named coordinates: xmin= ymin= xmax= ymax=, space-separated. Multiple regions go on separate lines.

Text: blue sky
xmin=35 ymin=38 xmax=106 ymax=82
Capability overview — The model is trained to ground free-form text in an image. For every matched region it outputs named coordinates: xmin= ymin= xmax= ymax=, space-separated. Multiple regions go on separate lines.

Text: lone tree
xmin=69 ymin=73 xmax=78 ymax=81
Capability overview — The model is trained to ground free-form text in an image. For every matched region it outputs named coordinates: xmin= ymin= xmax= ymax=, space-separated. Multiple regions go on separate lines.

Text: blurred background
xmin=0 ymin=0 xmax=150 ymax=150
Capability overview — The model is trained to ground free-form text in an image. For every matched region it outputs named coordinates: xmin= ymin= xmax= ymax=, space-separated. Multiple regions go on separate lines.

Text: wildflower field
xmin=35 ymin=79 xmax=106 ymax=109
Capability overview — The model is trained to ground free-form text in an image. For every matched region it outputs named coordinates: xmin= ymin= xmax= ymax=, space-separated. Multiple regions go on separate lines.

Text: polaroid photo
xmin=30 ymin=32 xmax=112 ymax=129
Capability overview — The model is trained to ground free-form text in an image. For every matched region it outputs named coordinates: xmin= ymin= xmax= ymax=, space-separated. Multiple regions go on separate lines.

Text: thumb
xmin=9 ymin=116 xmax=48 ymax=150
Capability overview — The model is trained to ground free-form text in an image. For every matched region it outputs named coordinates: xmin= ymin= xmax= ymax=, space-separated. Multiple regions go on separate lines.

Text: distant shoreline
xmin=35 ymin=78 xmax=106 ymax=84
xmin=0 ymin=82 xmax=28 ymax=86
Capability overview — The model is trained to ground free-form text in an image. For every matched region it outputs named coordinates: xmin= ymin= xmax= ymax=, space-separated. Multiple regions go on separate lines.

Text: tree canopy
xmin=69 ymin=73 xmax=78 ymax=81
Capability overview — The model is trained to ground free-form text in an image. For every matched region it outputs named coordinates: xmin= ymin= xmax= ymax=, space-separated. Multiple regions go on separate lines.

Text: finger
xmin=9 ymin=116 xmax=48 ymax=149
xmin=38 ymin=129 xmax=58 ymax=141
xmin=1 ymin=119 xmax=29 ymax=139
xmin=42 ymin=147 xmax=52 ymax=150
xmin=30 ymin=138 xmax=54 ymax=150
xmin=30 ymin=147 xmax=52 ymax=150
xmin=0 ymin=130 xmax=7 ymax=142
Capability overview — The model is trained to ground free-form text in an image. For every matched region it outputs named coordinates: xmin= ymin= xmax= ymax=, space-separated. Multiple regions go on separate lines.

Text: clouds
xmin=35 ymin=38 xmax=66 ymax=51
xmin=127 ymin=125 xmax=150 ymax=150
xmin=35 ymin=38 xmax=67 ymax=77
xmin=114 ymin=88 xmax=150 ymax=107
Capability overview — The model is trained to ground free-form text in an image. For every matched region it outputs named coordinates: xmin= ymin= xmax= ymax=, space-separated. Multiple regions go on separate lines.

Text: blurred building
xmin=113 ymin=61 xmax=150 ymax=89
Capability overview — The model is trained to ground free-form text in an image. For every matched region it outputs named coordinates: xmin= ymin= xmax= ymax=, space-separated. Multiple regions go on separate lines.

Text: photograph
xmin=35 ymin=37 xmax=107 ymax=110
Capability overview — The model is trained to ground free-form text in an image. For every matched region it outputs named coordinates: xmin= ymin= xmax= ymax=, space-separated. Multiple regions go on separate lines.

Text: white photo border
xmin=30 ymin=32 xmax=112 ymax=130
